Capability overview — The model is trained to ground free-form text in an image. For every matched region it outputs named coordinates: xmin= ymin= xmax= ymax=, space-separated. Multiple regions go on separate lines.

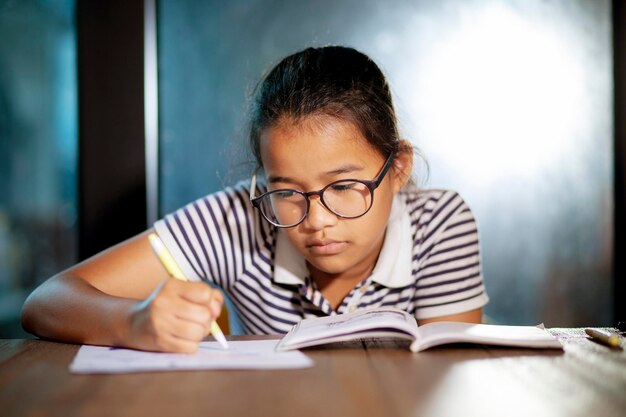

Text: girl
xmin=21 ymin=46 xmax=488 ymax=353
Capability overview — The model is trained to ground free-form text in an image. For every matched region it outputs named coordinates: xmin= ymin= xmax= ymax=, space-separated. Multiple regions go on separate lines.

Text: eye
xmin=330 ymin=182 xmax=358 ymax=192
xmin=273 ymin=190 xmax=299 ymax=200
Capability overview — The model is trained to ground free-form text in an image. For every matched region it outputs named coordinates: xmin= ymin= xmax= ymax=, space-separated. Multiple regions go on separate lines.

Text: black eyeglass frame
xmin=249 ymin=154 xmax=395 ymax=228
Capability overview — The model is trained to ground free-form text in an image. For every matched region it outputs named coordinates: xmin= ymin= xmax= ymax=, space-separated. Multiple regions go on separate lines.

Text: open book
xmin=276 ymin=307 xmax=563 ymax=352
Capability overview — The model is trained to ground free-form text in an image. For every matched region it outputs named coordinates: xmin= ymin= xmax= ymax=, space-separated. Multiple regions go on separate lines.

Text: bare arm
xmin=21 ymin=229 xmax=223 ymax=352
xmin=417 ymin=308 xmax=483 ymax=326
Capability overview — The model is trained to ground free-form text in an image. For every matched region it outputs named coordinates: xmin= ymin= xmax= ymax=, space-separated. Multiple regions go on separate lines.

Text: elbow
xmin=20 ymin=288 xmax=42 ymax=337
xmin=20 ymin=278 xmax=58 ymax=338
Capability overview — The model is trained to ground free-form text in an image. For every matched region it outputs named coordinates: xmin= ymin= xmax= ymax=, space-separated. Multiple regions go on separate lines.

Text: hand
xmin=127 ymin=279 xmax=223 ymax=353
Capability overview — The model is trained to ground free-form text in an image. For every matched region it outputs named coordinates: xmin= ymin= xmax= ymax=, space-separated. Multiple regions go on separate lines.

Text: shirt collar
xmin=273 ymin=193 xmax=413 ymax=288
xmin=369 ymin=193 xmax=413 ymax=288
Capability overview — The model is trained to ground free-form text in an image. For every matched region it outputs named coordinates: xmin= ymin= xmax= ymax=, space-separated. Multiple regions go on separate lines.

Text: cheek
xmin=282 ymin=228 xmax=307 ymax=250
xmin=343 ymin=191 xmax=395 ymax=245
xmin=369 ymin=186 xmax=395 ymax=222
xmin=362 ymin=201 xmax=393 ymax=238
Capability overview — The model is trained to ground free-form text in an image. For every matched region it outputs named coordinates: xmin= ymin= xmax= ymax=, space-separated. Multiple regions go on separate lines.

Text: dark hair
xmin=249 ymin=46 xmax=408 ymax=170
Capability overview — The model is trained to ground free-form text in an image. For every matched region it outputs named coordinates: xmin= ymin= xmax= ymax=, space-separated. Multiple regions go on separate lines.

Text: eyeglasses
xmin=249 ymin=154 xmax=394 ymax=228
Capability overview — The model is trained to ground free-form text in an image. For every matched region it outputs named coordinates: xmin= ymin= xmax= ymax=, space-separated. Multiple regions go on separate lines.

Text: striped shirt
xmin=154 ymin=182 xmax=489 ymax=334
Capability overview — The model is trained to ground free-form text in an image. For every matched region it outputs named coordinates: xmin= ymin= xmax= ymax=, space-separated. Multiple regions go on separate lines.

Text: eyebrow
xmin=267 ymin=163 xmax=364 ymax=184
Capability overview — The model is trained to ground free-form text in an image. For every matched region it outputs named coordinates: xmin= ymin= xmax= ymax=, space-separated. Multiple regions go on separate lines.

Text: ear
xmin=391 ymin=140 xmax=414 ymax=193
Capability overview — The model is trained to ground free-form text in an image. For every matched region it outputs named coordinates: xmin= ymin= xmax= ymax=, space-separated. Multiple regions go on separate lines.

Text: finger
xmin=159 ymin=280 xmax=223 ymax=322
xmin=168 ymin=318 xmax=207 ymax=343
xmin=137 ymin=311 xmax=200 ymax=353
xmin=159 ymin=332 xmax=200 ymax=353
xmin=148 ymin=285 xmax=212 ymax=334
xmin=207 ymin=290 xmax=224 ymax=318
xmin=171 ymin=299 xmax=212 ymax=324
xmin=154 ymin=310 xmax=207 ymax=342
xmin=175 ymin=282 xmax=224 ymax=318
xmin=174 ymin=281 xmax=214 ymax=304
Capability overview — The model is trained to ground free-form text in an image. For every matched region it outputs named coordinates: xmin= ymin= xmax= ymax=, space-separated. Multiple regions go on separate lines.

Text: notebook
xmin=275 ymin=307 xmax=563 ymax=352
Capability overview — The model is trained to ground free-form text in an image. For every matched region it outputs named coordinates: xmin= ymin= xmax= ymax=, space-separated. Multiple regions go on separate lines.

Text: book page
xmin=69 ymin=339 xmax=313 ymax=374
xmin=413 ymin=322 xmax=563 ymax=352
xmin=277 ymin=307 xmax=419 ymax=351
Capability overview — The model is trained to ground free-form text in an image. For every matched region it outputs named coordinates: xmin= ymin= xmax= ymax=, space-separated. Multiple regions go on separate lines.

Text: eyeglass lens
xmin=260 ymin=180 xmax=373 ymax=226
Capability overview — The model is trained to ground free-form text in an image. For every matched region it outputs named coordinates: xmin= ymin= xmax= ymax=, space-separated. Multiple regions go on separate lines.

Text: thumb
xmin=176 ymin=281 xmax=224 ymax=317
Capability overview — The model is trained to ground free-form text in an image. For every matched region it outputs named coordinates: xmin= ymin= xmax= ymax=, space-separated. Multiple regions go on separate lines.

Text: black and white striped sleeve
xmin=153 ymin=183 xmax=256 ymax=290
xmin=411 ymin=190 xmax=489 ymax=319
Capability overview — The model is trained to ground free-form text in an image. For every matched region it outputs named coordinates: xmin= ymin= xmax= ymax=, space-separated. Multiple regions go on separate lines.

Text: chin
xmin=306 ymin=255 xmax=353 ymax=275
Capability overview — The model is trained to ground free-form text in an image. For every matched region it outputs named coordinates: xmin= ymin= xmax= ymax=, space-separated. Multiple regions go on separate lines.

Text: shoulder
xmin=157 ymin=180 xmax=262 ymax=230
xmin=399 ymin=186 xmax=480 ymax=254
xmin=185 ymin=180 xmax=258 ymax=211
xmin=400 ymin=186 xmax=475 ymax=226
xmin=154 ymin=179 xmax=276 ymax=283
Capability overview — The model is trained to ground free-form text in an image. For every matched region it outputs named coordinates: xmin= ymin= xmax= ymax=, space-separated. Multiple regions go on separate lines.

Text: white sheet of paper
xmin=69 ymin=339 xmax=313 ymax=374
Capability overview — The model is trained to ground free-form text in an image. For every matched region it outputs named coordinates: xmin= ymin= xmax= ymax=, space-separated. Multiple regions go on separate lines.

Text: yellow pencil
xmin=148 ymin=233 xmax=229 ymax=349
xmin=584 ymin=328 xmax=623 ymax=350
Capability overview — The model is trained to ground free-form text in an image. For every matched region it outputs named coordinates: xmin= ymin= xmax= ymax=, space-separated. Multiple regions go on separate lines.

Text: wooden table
xmin=1 ymin=330 xmax=624 ymax=417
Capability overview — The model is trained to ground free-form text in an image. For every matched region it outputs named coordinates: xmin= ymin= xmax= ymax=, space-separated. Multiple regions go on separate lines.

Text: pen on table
xmin=148 ymin=233 xmax=229 ymax=349
xmin=584 ymin=328 xmax=623 ymax=350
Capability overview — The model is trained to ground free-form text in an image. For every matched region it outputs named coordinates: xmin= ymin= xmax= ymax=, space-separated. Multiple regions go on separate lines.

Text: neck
xmin=308 ymin=260 xmax=375 ymax=291
xmin=307 ymin=236 xmax=385 ymax=310
xmin=308 ymin=262 xmax=374 ymax=311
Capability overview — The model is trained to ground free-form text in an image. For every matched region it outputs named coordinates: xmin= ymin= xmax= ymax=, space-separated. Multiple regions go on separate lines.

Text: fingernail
xmin=211 ymin=300 xmax=222 ymax=316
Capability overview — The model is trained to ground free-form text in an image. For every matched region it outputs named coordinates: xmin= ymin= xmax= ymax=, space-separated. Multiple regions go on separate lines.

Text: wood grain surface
xmin=0 ymin=329 xmax=624 ymax=417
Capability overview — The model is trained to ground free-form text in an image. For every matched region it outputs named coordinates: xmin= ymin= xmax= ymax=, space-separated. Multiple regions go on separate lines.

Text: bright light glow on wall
xmin=159 ymin=0 xmax=612 ymax=326
xmin=407 ymin=4 xmax=585 ymax=184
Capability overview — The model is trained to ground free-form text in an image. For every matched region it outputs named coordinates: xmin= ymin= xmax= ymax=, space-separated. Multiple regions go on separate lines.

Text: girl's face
xmin=259 ymin=116 xmax=409 ymax=281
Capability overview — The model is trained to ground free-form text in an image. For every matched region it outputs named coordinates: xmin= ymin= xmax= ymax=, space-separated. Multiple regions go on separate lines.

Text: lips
xmin=306 ymin=239 xmax=348 ymax=255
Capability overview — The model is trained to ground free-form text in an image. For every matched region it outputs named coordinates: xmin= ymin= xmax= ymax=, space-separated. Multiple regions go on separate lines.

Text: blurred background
xmin=0 ymin=0 xmax=622 ymax=337
xmin=0 ymin=0 xmax=77 ymax=337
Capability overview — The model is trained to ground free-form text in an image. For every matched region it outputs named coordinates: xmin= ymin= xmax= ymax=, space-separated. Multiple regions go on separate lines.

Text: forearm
xmin=21 ymin=274 xmax=136 ymax=347
xmin=417 ymin=308 xmax=483 ymax=326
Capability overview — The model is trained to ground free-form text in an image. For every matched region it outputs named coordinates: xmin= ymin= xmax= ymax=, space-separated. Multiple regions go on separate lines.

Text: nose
xmin=302 ymin=196 xmax=338 ymax=231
